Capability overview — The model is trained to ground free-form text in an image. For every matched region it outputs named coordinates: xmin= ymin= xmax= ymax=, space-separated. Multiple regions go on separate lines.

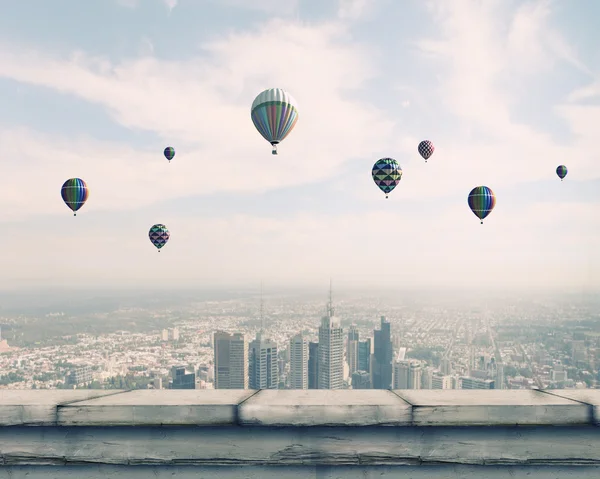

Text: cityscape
xmin=0 ymin=285 xmax=598 ymax=392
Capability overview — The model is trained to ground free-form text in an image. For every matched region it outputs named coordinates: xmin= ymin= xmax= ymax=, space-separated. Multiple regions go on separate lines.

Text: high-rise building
xmin=249 ymin=333 xmax=278 ymax=389
xmin=308 ymin=341 xmax=319 ymax=389
xmin=214 ymin=331 xmax=248 ymax=389
xmin=347 ymin=325 xmax=359 ymax=375
xmin=289 ymin=333 xmax=309 ymax=389
xmin=432 ymin=374 xmax=452 ymax=389
xmin=495 ymin=363 xmax=505 ymax=390
xmin=372 ymin=316 xmax=393 ymax=389
xmin=440 ymin=357 xmax=452 ymax=375
xmin=170 ymin=366 xmax=195 ymax=389
xmin=351 ymin=370 xmax=371 ymax=389
xmin=460 ymin=377 xmax=495 ymax=389
xmin=393 ymin=359 xmax=421 ymax=389
xmin=317 ymin=283 xmax=344 ymax=389
xmin=357 ymin=338 xmax=372 ymax=373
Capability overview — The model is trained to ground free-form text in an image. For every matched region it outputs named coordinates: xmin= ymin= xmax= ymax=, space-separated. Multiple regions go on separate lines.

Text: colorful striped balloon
xmin=372 ymin=158 xmax=402 ymax=199
xmin=251 ymin=88 xmax=298 ymax=155
xmin=556 ymin=165 xmax=568 ymax=181
xmin=61 ymin=178 xmax=89 ymax=216
xmin=468 ymin=186 xmax=496 ymax=224
xmin=164 ymin=146 xmax=175 ymax=162
xmin=149 ymin=224 xmax=170 ymax=252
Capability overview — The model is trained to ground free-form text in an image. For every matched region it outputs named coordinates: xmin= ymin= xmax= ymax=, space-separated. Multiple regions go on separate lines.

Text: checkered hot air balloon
xmin=164 ymin=147 xmax=175 ymax=163
xmin=556 ymin=165 xmax=568 ymax=181
xmin=418 ymin=140 xmax=435 ymax=162
xmin=61 ymin=178 xmax=89 ymax=217
xmin=251 ymin=88 xmax=298 ymax=155
xmin=372 ymin=158 xmax=402 ymax=199
xmin=468 ymin=186 xmax=496 ymax=224
xmin=149 ymin=224 xmax=170 ymax=252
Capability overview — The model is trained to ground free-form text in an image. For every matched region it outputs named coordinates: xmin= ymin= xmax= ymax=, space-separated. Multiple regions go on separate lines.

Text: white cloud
xmin=116 ymin=0 xmax=139 ymax=8
xmin=0 ymin=18 xmax=396 ymax=220
xmin=163 ymin=0 xmax=177 ymax=14
xmin=337 ymin=0 xmax=373 ymax=21
xmin=212 ymin=0 xmax=300 ymax=16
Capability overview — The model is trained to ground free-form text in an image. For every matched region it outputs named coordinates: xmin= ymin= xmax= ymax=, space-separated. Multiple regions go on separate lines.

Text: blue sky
xmin=0 ymin=0 xmax=598 ymax=291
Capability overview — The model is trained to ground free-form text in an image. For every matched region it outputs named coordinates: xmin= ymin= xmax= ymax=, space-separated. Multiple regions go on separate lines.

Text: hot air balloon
xmin=418 ymin=140 xmax=435 ymax=162
xmin=251 ymin=88 xmax=298 ymax=155
xmin=372 ymin=158 xmax=402 ymax=199
xmin=149 ymin=224 xmax=170 ymax=252
xmin=468 ymin=186 xmax=496 ymax=224
xmin=556 ymin=165 xmax=568 ymax=181
xmin=61 ymin=178 xmax=89 ymax=216
xmin=164 ymin=147 xmax=175 ymax=163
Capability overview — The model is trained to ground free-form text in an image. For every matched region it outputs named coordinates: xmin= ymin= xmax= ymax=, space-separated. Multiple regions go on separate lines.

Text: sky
xmin=0 ymin=0 xmax=599 ymax=292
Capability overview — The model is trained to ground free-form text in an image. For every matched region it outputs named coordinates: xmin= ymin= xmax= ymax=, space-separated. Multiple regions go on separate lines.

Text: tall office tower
xmin=393 ymin=360 xmax=409 ymax=389
xmin=440 ymin=357 xmax=452 ymax=375
xmin=408 ymin=361 xmax=422 ymax=389
xmin=431 ymin=374 xmax=452 ymax=389
xmin=357 ymin=338 xmax=372 ymax=373
xmin=317 ymin=281 xmax=344 ymax=389
xmin=170 ymin=366 xmax=195 ymax=389
xmin=347 ymin=325 xmax=359 ymax=374
xmin=460 ymin=377 xmax=495 ymax=389
xmin=213 ymin=331 xmax=248 ymax=389
xmin=351 ymin=370 xmax=371 ymax=389
xmin=393 ymin=359 xmax=422 ymax=389
xmin=372 ymin=316 xmax=393 ymax=389
xmin=289 ymin=333 xmax=309 ymax=389
xmin=308 ymin=341 xmax=319 ymax=389
xmin=248 ymin=332 xmax=278 ymax=389
xmin=421 ymin=366 xmax=434 ymax=389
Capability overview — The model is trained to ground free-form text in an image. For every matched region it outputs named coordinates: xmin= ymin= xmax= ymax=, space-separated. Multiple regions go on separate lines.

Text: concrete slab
xmin=393 ymin=390 xmax=590 ymax=426
xmin=239 ymin=389 xmax=411 ymax=426
xmin=541 ymin=390 xmax=600 ymax=425
xmin=0 ymin=390 xmax=123 ymax=426
xmin=57 ymin=389 xmax=258 ymax=426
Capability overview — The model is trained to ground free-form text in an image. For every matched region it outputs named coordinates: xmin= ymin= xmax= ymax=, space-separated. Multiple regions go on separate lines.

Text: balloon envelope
xmin=164 ymin=147 xmax=175 ymax=161
xmin=556 ymin=165 xmax=568 ymax=180
xmin=149 ymin=224 xmax=170 ymax=251
xmin=372 ymin=158 xmax=402 ymax=197
xmin=468 ymin=186 xmax=496 ymax=223
xmin=251 ymin=88 xmax=298 ymax=154
xmin=418 ymin=140 xmax=435 ymax=161
xmin=61 ymin=178 xmax=89 ymax=215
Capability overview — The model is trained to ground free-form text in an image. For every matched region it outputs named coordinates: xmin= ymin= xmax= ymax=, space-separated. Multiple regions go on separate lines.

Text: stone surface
xmin=543 ymin=390 xmax=600 ymax=424
xmin=0 ymin=390 xmax=124 ymax=426
xmin=394 ymin=389 xmax=590 ymax=425
xmin=58 ymin=389 xmax=259 ymax=426
xmin=0 ymin=425 xmax=599 ymax=466
xmin=1 ymin=465 xmax=600 ymax=479
xmin=239 ymin=389 xmax=411 ymax=426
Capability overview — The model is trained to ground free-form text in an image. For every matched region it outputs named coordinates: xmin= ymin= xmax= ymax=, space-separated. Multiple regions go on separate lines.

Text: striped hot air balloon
xmin=556 ymin=165 xmax=568 ymax=181
xmin=251 ymin=88 xmax=298 ymax=155
xmin=164 ymin=147 xmax=175 ymax=163
xmin=61 ymin=178 xmax=89 ymax=216
xmin=468 ymin=186 xmax=496 ymax=224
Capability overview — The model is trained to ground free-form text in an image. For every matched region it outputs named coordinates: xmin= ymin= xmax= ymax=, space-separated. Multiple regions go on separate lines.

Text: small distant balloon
xmin=164 ymin=147 xmax=175 ymax=162
xmin=149 ymin=224 xmax=170 ymax=252
xmin=556 ymin=165 xmax=568 ymax=181
xmin=418 ymin=140 xmax=435 ymax=162
xmin=61 ymin=178 xmax=89 ymax=217
xmin=251 ymin=88 xmax=299 ymax=155
xmin=468 ymin=186 xmax=496 ymax=224
xmin=372 ymin=158 xmax=402 ymax=199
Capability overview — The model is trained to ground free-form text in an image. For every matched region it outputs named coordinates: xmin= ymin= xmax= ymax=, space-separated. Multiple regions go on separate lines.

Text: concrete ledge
xmin=0 ymin=389 xmax=598 ymax=427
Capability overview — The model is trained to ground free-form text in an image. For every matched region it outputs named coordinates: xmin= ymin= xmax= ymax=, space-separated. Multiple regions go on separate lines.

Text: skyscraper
xmin=308 ymin=341 xmax=319 ymax=389
xmin=248 ymin=333 xmax=279 ymax=389
xmin=393 ymin=359 xmax=421 ymax=389
xmin=317 ymin=281 xmax=344 ymax=389
xmin=372 ymin=316 xmax=393 ymax=389
xmin=213 ymin=331 xmax=248 ymax=389
xmin=289 ymin=333 xmax=309 ymax=389
xmin=357 ymin=338 xmax=372 ymax=373
xmin=347 ymin=325 xmax=359 ymax=374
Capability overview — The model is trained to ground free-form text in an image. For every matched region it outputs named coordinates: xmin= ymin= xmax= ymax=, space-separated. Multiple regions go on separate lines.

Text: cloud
xmin=163 ymin=0 xmax=177 ymax=14
xmin=337 ymin=0 xmax=373 ymax=21
xmin=116 ymin=0 xmax=139 ymax=8
xmin=0 ymin=18 xmax=397 ymax=220
xmin=212 ymin=0 xmax=300 ymax=16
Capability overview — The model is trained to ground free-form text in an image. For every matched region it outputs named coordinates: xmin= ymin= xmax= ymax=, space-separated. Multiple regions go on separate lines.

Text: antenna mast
xmin=260 ymin=280 xmax=265 ymax=332
xmin=327 ymin=278 xmax=334 ymax=317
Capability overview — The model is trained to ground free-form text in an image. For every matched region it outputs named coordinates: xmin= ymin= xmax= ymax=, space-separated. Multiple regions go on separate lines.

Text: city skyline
xmin=0 ymin=0 xmax=599 ymax=291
